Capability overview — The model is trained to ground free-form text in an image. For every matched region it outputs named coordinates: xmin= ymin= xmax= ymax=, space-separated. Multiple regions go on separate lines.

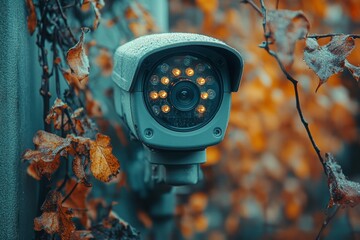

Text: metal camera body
xmin=112 ymin=33 xmax=243 ymax=185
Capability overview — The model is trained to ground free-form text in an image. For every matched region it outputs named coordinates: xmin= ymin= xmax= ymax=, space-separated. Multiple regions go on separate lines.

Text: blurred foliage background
xmin=38 ymin=0 xmax=360 ymax=239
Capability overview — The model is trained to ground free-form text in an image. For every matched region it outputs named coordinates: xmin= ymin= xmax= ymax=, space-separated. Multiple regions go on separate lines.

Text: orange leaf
xmin=66 ymin=28 xmax=90 ymax=82
xmin=62 ymin=69 xmax=87 ymax=95
xmin=95 ymin=49 xmax=113 ymax=76
xmin=25 ymin=0 xmax=37 ymax=35
xmin=23 ymin=131 xmax=72 ymax=179
xmin=34 ymin=191 xmax=75 ymax=240
xmin=62 ymin=179 xmax=91 ymax=227
xmin=72 ymin=155 xmax=91 ymax=187
xmin=85 ymin=90 xmax=102 ymax=117
xmin=45 ymin=98 xmax=70 ymax=131
xmin=84 ymin=0 xmax=105 ymax=30
xmin=89 ymin=133 xmax=120 ymax=182
xmin=266 ymin=10 xmax=310 ymax=68
xmin=196 ymin=0 xmax=218 ymax=13
xmin=304 ymin=35 xmax=355 ymax=91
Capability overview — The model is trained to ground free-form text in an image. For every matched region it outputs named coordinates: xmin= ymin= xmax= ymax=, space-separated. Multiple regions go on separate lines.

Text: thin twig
xmin=57 ymin=157 xmax=69 ymax=192
xmin=38 ymin=4 xmax=51 ymax=132
xmin=240 ymin=0 xmax=263 ymax=16
xmin=258 ymin=0 xmax=326 ymax=171
xmin=316 ymin=206 xmax=340 ymax=240
xmin=62 ymin=182 xmax=78 ymax=204
xmin=55 ymin=0 xmax=77 ymax=43
xmin=64 ymin=108 xmax=78 ymax=135
xmin=307 ymin=33 xmax=360 ymax=39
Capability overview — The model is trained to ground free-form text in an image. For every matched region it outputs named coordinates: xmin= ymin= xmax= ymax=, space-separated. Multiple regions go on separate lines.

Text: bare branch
xmin=240 ymin=0 xmax=263 ymax=16
xmin=62 ymin=182 xmax=79 ymax=204
xmin=307 ymin=33 xmax=360 ymax=39
xmin=316 ymin=206 xmax=340 ymax=240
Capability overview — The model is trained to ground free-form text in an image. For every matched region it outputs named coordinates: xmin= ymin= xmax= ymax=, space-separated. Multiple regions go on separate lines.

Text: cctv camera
xmin=112 ymin=33 xmax=243 ymax=185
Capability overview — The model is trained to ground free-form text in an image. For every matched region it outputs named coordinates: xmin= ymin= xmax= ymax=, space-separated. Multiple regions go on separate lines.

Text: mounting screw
xmin=144 ymin=128 xmax=153 ymax=138
xmin=213 ymin=127 xmax=222 ymax=137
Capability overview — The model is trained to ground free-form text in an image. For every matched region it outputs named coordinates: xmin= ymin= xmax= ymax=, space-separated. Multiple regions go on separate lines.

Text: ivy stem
xmin=62 ymin=182 xmax=78 ymax=204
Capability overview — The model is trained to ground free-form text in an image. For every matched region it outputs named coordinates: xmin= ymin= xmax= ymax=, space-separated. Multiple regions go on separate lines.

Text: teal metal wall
xmin=0 ymin=1 xmax=42 ymax=239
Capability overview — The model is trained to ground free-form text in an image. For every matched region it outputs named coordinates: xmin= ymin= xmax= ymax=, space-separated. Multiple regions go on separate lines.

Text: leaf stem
xmin=239 ymin=0 xmax=263 ymax=16
xmin=307 ymin=33 xmax=360 ymax=39
xmin=316 ymin=206 xmax=340 ymax=240
xmin=62 ymin=182 xmax=78 ymax=204
xmin=55 ymin=0 xmax=77 ymax=44
xmin=257 ymin=0 xmax=326 ymax=173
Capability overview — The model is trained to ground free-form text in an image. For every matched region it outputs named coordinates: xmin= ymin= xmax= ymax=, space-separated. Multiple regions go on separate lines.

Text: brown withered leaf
xmin=83 ymin=0 xmax=105 ymax=30
xmin=95 ymin=49 xmax=113 ymax=76
xmin=85 ymin=90 xmax=102 ymax=117
xmin=83 ymin=0 xmax=105 ymax=9
xmin=62 ymin=179 xmax=91 ymax=227
xmin=23 ymin=130 xmax=71 ymax=162
xmin=89 ymin=133 xmax=120 ymax=182
xmin=26 ymin=156 xmax=61 ymax=180
xmin=72 ymin=155 xmax=91 ymax=186
xmin=46 ymin=98 xmax=70 ymax=130
xmin=195 ymin=0 xmax=218 ymax=13
xmin=266 ymin=10 xmax=310 ymax=68
xmin=71 ymin=230 xmax=94 ymax=240
xmin=345 ymin=60 xmax=360 ymax=82
xmin=62 ymin=69 xmax=87 ymax=95
xmin=304 ymin=35 xmax=355 ymax=91
xmin=90 ymin=214 xmax=140 ymax=240
xmin=34 ymin=191 xmax=75 ymax=240
xmin=23 ymin=131 xmax=72 ymax=179
xmin=71 ymin=108 xmax=86 ymax=136
xmin=25 ymin=0 xmax=37 ymax=35
xmin=324 ymin=153 xmax=360 ymax=208
xmin=66 ymin=28 xmax=90 ymax=82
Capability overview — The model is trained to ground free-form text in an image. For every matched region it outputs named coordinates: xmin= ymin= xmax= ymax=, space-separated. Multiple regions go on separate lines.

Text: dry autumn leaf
xmin=45 ymin=98 xmax=70 ymax=130
xmin=25 ymin=0 xmax=37 ymax=35
xmin=62 ymin=179 xmax=91 ymax=227
xmin=70 ymin=230 xmax=94 ymax=240
xmin=23 ymin=130 xmax=72 ymax=179
xmin=266 ymin=10 xmax=310 ymax=68
xmin=304 ymin=35 xmax=355 ymax=91
xmin=34 ymin=191 xmax=75 ymax=240
xmin=62 ymin=69 xmax=87 ymax=95
xmin=89 ymin=133 xmax=120 ymax=182
xmin=95 ymin=49 xmax=113 ymax=76
xmin=85 ymin=90 xmax=102 ymax=117
xmin=345 ymin=60 xmax=360 ymax=82
xmin=196 ymin=0 xmax=218 ymax=13
xmin=66 ymin=28 xmax=90 ymax=82
xmin=83 ymin=0 xmax=105 ymax=30
xmin=324 ymin=153 xmax=360 ymax=208
xmin=72 ymin=155 xmax=91 ymax=187
xmin=90 ymin=214 xmax=140 ymax=240
xmin=24 ymin=131 xmax=120 ymax=182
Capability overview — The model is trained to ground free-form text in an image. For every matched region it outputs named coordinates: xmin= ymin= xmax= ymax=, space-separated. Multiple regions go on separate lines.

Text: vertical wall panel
xmin=0 ymin=1 xmax=41 ymax=239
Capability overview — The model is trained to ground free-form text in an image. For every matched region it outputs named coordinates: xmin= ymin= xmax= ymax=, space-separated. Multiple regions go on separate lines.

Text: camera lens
xmin=170 ymin=81 xmax=200 ymax=111
xmin=144 ymin=54 xmax=222 ymax=131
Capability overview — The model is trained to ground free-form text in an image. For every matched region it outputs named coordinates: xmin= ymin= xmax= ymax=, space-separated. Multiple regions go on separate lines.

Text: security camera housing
xmin=113 ymin=33 xmax=243 ymax=151
xmin=112 ymin=33 xmax=243 ymax=185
